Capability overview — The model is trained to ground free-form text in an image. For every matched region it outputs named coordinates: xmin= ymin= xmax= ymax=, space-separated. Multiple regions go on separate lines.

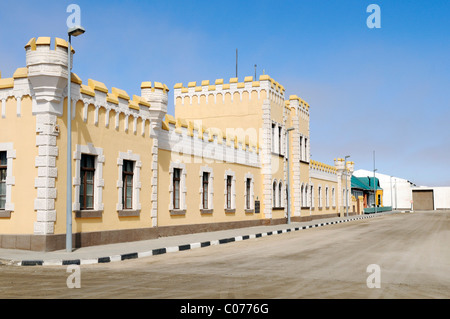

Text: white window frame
xmin=224 ymin=169 xmax=236 ymax=210
xmin=318 ymin=185 xmax=322 ymax=208
xmin=325 ymin=186 xmax=330 ymax=208
xmin=244 ymin=172 xmax=254 ymax=210
xmin=199 ymin=165 xmax=214 ymax=210
xmin=332 ymin=187 xmax=336 ymax=207
xmin=0 ymin=143 xmax=15 ymax=212
xmin=279 ymin=181 xmax=283 ymax=208
xmin=73 ymin=143 xmax=104 ymax=212
xmin=273 ymin=179 xmax=278 ymax=208
xmin=116 ymin=150 xmax=141 ymax=211
xmin=169 ymin=162 xmax=187 ymax=211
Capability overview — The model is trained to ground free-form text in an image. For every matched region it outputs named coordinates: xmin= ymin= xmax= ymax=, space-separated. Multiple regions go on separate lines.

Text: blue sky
xmin=0 ymin=0 xmax=449 ymax=186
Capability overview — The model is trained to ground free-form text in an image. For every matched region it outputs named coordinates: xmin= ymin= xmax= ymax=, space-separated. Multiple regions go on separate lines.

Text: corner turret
xmin=25 ymin=37 xmax=73 ymax=116
xmin=140 ymin=81 xmax=169 ymax=135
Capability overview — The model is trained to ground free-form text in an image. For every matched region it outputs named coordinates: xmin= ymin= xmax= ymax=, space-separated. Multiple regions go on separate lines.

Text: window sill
xmin=200 ymin=209 xmax=213 ymax=215
xmin=225 ymin=208 xmax=236 ymax=214
xmin=0 ymin=210 xmax=12 ymax=218
xmin=245 ymin=209 xmax=254 ymax=214
xmin=271 ymin=152 xmax=285 ymax=158
xmin=117 ymin=209 xmax=140 ymax=217
xmin=170 ymin=209 xmax=186 ymax=216
xmin=75 ymin=210 xmax=103 ymax=218
xmin=272 ymin=207 xmax=284 ymax=211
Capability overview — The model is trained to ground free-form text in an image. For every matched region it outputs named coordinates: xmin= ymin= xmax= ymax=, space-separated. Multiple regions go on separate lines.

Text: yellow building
xmin=0 ymin=37 xmax=359 ymax=251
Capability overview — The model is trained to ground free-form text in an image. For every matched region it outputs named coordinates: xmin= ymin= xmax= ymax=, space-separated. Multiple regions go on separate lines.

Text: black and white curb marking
xmin=17 ymin=214 xmax=379 ymax=266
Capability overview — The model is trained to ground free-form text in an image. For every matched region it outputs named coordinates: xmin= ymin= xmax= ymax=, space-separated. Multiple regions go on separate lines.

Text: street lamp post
xmin=66 ymin=26 xmax=85 ymax=253
xmin=344 ymin=155 xmax=350 ymax=217
xmin=286 ymin=127 xmax=295 ymax=224
xmin=373 ymin=151 xmax=377 ymax=214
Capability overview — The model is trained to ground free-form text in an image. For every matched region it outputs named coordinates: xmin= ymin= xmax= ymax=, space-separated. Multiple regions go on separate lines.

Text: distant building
xmin=351 ymin=175 xmax=383 ymax=209
xmin=353 ymin=169 xmax=450 ymax=211
xmin=354 ymin=169 xmax=414 ymax=210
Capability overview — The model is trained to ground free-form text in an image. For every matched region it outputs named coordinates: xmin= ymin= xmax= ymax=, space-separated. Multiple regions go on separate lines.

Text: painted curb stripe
xmin=62 ymin=259 xmax=80 ymax=265
xmin=16 ymin=214 xmax=381 ymax=266
xmin=121 ymin=252 xmax=138 ymax=261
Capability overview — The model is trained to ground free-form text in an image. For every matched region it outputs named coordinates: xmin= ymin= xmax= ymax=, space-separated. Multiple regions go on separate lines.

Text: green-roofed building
xmin=351 ymin=176 xmax=383 ymax=209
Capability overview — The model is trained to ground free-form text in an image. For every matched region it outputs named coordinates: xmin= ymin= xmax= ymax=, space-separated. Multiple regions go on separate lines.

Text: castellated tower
xmin=24 ymin=37 xmax=72 ymax=235
xmin=25 ymin=37 xmax=71 ymax=116
xmin=140 ymin=81 xmax=169 ymax=135
xmin=140 ymin=82 xmax=168 ymax=227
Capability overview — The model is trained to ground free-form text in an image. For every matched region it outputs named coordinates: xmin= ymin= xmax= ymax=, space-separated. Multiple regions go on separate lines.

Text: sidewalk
xmin=0 ymin=213 xmax=385 ymax=266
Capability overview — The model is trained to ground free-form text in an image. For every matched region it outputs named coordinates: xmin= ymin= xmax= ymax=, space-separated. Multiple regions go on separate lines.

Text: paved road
xmin=0 ymin=211 xmax=448 ymax=299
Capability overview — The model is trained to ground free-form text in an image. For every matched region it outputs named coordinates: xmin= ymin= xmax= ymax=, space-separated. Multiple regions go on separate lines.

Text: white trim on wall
xmin=116 ymin=150 xmax=142 ymax=211
xmin=73 ymin=143 xmax=105 ymax=212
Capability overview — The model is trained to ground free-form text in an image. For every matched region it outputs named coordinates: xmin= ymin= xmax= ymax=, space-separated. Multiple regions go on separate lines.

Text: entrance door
xmin=412 ymin=190 xmax=434 ymax=211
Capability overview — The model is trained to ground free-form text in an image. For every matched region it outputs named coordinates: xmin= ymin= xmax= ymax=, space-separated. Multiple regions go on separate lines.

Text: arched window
xmin=279 ymin=182 xmax=283 ymax=208
xmin=332 ymin=187 xmax=336 ymax=207
xmin=300 ymin=185 xmax=303 ymax=207
xmin=304 ymin=184 xmax=309 ymax=208
xmin=273 ymin=180 xmax=277 ymax=208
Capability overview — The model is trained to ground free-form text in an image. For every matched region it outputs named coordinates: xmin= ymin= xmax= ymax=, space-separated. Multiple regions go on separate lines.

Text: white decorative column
xmin=34 ymin=113 xmax=59 ymax=234
xmin=334 ymin=158 xmax=345 ymax=217
xmin=289 ymin=97 xmax=301 ymax=217
xmin=261 ymin=99 xmax=272 ymax=219
xmin=141 ymin=82 xmax=168 ymax=227
xmin=26 ymin=37 xmax=69 ymax=235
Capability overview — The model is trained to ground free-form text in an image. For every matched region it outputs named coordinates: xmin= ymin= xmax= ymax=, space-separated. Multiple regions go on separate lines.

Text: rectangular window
xmin=173 ymin=168 xmax=181 ymax=210
xmin=80 ymin=154 xmax=95 ymax=210
xmin=272 ymin=123 xmax=276 ymax=153
xmin=299 ymin=136 xmax=303 ymax=161
xmin=305 ymin=138 xmax=308 ymax=162
xmin=246 ymin=178 xmax=251 ymax=209
xmin=202 ymin=172 xmax=209 ymax=209
xmin=278 ymin=126 xmax=282 ymax=155
xmin=0 ymin=152 xmax=6 ymax=210
xmin=226 ymin=175 xmax=232 ymax=209
xmin=122 ymin=160 xmax=134 ymax=210
xmin=318 ymin=186 xmax=322 ymax=208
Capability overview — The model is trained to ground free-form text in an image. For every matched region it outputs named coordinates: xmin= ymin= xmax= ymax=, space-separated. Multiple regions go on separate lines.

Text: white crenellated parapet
xmin=159 ymin=114 xmax=260 ymax=168
xmin=25 ymin=37 xmax=71 ymax=116
xmin=173 ymin=75 xmax=285 ymax=107
xmin=310 ymin=160 xmax=338 ymax=182
xmin=140 ymin=81 xmax=169 ymax=137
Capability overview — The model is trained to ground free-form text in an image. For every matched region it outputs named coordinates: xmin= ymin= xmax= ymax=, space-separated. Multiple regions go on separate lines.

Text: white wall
xmin=353 ymin=169 xmax=414 ymax=210
xmin=354 ymin=169 xmax=450 ymax=211
xmin=433 ymin=187 xmax=450 ymax=209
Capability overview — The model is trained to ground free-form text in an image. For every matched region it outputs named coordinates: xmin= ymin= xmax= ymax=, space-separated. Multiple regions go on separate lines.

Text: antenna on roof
xmin=254 ymin=64 xmax=257 ymax=79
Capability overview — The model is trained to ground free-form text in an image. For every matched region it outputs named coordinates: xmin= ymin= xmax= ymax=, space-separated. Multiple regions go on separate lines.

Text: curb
xmin=15 ymin=214 xmax=380 ymax=266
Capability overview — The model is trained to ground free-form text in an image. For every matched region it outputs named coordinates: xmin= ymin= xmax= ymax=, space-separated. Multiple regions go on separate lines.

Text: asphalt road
xmin=0 ymin=211 xmax=449 ymax=299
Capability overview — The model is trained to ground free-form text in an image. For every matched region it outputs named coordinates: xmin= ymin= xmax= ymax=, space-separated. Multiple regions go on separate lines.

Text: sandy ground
xmin=0 ymin=211 xmax=449 ymax=299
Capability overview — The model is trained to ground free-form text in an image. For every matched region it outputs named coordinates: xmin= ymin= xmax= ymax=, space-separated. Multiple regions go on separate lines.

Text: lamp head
xmin=68 ymin=26 xmax=85 ymax=37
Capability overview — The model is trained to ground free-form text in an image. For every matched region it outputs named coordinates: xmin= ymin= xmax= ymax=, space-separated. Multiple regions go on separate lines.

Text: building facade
xmin=0 ymin=37 xmax=359 ymax=251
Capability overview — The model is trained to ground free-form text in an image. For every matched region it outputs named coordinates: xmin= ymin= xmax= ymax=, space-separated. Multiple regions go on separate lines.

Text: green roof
xmin=351 ymin=176 xmax=382 ymax=191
